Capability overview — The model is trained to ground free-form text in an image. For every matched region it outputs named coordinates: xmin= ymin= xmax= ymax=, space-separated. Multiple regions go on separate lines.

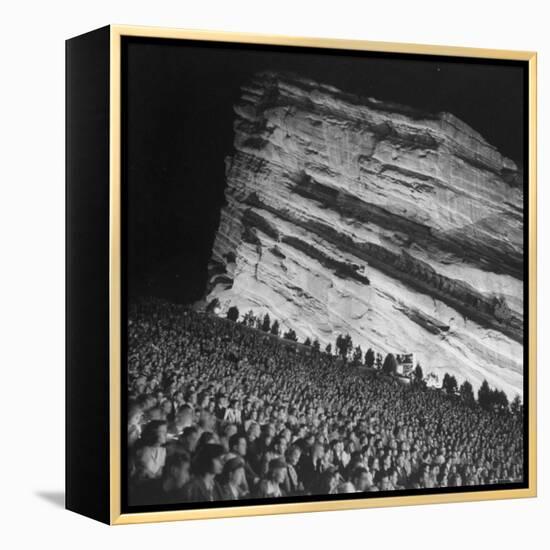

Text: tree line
xmin=219 ymin=303 xmax=523 ymax=417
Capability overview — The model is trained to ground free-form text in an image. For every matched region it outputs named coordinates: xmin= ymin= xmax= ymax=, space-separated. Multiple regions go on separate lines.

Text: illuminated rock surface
xmin=206 ymin=72 xmax=524 ymax=398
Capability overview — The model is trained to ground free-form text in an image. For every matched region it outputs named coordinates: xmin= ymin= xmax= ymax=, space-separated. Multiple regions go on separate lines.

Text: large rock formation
xmin=205 ymin=71 xmax=524 ymax=399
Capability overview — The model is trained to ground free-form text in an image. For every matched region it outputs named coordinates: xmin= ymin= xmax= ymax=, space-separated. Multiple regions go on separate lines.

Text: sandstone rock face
xmin=206 ymin=72 xmax=524 ymax=399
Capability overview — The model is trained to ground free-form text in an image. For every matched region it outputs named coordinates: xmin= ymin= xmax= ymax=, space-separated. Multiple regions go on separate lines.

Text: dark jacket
xmin=181 ymin=476 xmax=222 ymax=503
xmin=298 ymin=457 xmax=323 ymax=493
xmin=218 ymin=483 xmax=246 ymax=501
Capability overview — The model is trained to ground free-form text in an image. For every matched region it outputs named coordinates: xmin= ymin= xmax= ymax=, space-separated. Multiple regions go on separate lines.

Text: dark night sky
xmin=123 ymin=37 xmax=526 ymax=304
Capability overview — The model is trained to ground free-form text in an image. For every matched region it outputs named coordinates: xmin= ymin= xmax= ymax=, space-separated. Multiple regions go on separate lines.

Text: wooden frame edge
xmin=527 ymin=52 xmax=537 ymax=498
xmin=110 ymin=24 xmax=536 ymax=60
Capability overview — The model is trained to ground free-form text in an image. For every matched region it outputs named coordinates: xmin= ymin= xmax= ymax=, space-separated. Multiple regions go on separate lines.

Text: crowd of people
xmin=127 ymin=300 xmax=524 ymax=506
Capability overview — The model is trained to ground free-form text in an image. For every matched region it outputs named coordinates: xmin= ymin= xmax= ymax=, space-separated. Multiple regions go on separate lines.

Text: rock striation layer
xmin=205 ymin=72 xmax=524 ymax=398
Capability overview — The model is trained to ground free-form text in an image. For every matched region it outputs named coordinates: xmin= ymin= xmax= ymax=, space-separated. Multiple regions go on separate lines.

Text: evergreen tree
xmin=283 ymin=328 xmax=298 ymax=342
xmin=500 ymin=390 xmax=510 ymax=411
xmin=325 ymin=343 xmax=332 ymax=355
xmin=242 ymin=310 xmax=255 ymax=327
xmin=442 ymin=373 xmax=458 ymax=395
xmin=226 ymin=306 xmax=239 ymax=322
xmin=459 ymin=379 xmax=475 ymax=405
xmin=261 ymin=313 xmax=271 ymax=332
xmin=477 ymin=379 xmax=492 ymax=410
xmin=382 ymin=353 xmax=398 ymax=375
xmin=510 ymin=394 xmax=522 ymax=416
xmin=312 ymin=339 xmax=321 ymax=352
xmin=270 ymin=320 xmax=280 ymax=337
xmin=304 ymin=337 xmax=312 ymax=346
xmin=335 ymin=333 xmax=353 ymax=361
xmin=413 ymin=364 xmax=424 ymax=385
xmin=352 ymin=345 xmax=363 ymax=366
xmin=364 ymin=348 xmax=375 ymax=369
xmin=491 ymin=389 xmax=509 ymax=412
xmin=336 ymin=334 xmax=343 ymax=358
xmin=501 ymin=390 xmax=509 ymax=410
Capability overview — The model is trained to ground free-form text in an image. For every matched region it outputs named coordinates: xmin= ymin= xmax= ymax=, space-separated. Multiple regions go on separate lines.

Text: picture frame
xmin=66 ymin=24 xmax=537 ymax=525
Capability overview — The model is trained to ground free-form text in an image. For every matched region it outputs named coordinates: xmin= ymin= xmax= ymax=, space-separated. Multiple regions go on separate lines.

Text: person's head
xmin=138 ymin=394 xmax=155 ymax=412
xmin=148 ymin=407 xmax=162 ymax=421
xmin=160 ymin=399 xmax=173 ymax=415
xmin=199 ymin=393 xmax=210 ymax=408
xmin=351 ymin=466 xmax=370 ymax=492
xmin=218 ymin=395 xmax=229 ymax=409
xmin=247 ymin=421 xmax=260 ymax=440
xmin=451 ymin=473 xmax=462 ymax=486
xmin=180 ymin=426 xmax=199 ymax=452
xmin=197 ymin=431 xmax=216 ymax=449
xmin=272 ymin=435 xmax=288 ymax=456
xmin=263 ymin=423 xmax=276 ymax=438
xmin=319 ymin=468 xmax=340 ymax=494
xmin=281 ymin=427 xmax=292 ymax=442
xmin=331 ymin=439 xmax=344 ymax=454
xmin=128 ymin=403 xmax=143 ymax=426
xmin=164 ymin=452 xmax=191 ymax=488
xmin=193 ymin=444 xmax=225 ymax=477
xmin=260 ymin=433 xmax=273 ymax=451
xmin=286 ymin=445 xmax=302 ymax=466
xmin=268 ymin=458 xmax=287 ymax=484
xmin=134 ymin=376 xmax=147 ymax=395
xmin=198 ymin=410 xmax=215 ymax=431
xmin=186 ymin=391 xmax=197 ymax=405
xmin=378 ymin=472 xmax=391 ymax=491
xmin=141 ymin=420 xmax=168 ymax=446
xmin=369 ymin=456 xmax=380 ymax=471
xmin=229 ymin=434 xmax=247 ymax=457
xmin=222 ymin=457 xmax=246 ymax=487
xmin=175 ymin=405 xmax=193 ymax=427
xmin=223 ymin=423 xmax=238 ymax=439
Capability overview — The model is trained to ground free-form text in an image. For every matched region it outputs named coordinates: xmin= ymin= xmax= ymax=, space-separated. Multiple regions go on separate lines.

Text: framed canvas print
xmin=65 ymin=25 xmax=537 ymax=525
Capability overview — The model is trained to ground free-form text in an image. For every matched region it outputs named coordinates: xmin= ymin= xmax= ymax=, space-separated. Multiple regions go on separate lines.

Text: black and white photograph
xmin=122 ymin=38 xmax=528 ymax=511
xmin=5 ymin=0 xmax=549 ymax=542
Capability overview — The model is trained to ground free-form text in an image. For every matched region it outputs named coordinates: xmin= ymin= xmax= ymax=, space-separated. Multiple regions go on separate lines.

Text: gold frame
xmin=108 ymin=24 xmax=537 ymax=525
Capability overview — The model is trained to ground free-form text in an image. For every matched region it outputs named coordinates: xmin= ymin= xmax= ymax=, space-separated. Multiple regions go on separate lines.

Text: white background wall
xmin=1 ymin=0 xmax=547 ymax=547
